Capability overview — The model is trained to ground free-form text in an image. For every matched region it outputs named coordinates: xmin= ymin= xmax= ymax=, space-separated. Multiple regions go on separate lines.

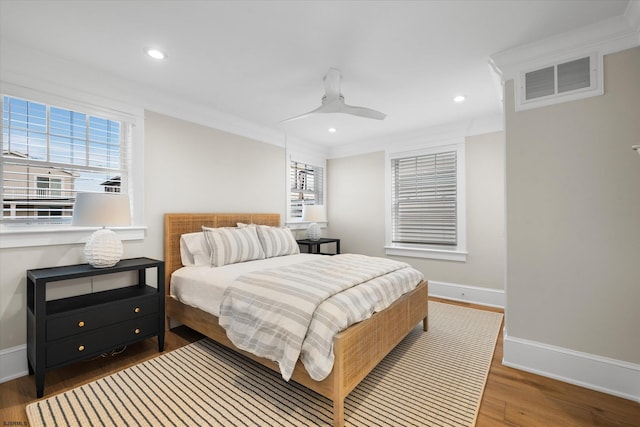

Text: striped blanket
xmin=219 ymin=254 xmax=424 ymax=381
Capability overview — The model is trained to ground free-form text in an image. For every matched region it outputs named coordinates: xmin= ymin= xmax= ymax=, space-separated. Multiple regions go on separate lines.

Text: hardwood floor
xmin=1 ymin=299 xmax=638 ymax=426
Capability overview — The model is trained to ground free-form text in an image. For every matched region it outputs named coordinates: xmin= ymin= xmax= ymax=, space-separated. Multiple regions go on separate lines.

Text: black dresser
xmin=26 ymin=257 xmax=165 ymax=397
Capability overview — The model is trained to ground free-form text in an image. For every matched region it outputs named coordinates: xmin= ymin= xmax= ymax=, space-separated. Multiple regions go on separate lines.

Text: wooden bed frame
xmin=164 ymin=213 xmax=428 ymax=427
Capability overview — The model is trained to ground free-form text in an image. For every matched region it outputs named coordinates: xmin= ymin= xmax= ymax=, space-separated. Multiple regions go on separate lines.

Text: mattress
xmin=170 ymin=253 xmax=319 ymax=317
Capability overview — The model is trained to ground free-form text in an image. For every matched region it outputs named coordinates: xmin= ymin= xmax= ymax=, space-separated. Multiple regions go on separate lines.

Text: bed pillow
xmin=180 ymin=232 xmax=211 ymax=266
xmin=256 ymin=225 xmax=300 ymax=258
xmin=179 ymin=235 xmax=195 ymax=266
xmin=202 ymin=224 xmax=265 ymax=267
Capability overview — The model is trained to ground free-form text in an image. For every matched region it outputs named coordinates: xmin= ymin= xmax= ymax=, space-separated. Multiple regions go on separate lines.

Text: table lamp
xmin=302 ymin=204 xmax=326 ymax=241
xmin=72 ymin=192 xmax=131 ymax=268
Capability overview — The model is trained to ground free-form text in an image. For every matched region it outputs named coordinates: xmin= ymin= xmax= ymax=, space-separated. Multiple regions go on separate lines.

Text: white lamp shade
xmin=72 ymin=192 xmax=131 ymax=268
xmin=72 ymin=192 xmax=131 ymax=227
xmin=302 ymin=205 xmax=326 ymax=223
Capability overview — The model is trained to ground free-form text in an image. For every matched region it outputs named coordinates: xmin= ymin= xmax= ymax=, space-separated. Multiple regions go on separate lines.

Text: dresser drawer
xmin=47 ymin=314 xmax=158 ymax=368
xmin=47 ymin=294 xmax=158 ymax=341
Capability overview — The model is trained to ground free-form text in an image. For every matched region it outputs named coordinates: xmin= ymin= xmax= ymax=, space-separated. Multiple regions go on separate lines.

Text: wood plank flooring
xmin=1 ymin=299 xmax=638 ymax=426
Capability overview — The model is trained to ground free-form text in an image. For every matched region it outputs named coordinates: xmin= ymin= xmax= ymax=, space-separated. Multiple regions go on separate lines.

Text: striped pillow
xmin=256 ymin=225 xmax=300 ymax=258
xmin=202 ymin=225 xmax=265 ymax=267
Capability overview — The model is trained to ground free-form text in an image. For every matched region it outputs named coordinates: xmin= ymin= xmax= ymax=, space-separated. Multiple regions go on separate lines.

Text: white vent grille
xmin=557 ymin=57 xmax=591 ymax=93
xmin=517 ymin=53 xmax=602 ymax=110
xmin=525 ymin=66 xmax=555 ymax=100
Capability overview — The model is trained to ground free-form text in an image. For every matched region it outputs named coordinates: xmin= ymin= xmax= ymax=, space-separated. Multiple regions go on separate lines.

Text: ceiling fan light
xmin=453 ymin=95 xmax=466 ymax=103
xmin=328 ymin=127 xmax=337 ymax=133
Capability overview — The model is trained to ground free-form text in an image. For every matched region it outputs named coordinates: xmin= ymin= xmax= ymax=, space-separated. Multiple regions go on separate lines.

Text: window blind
xmin=1 ymin=95 xmax=129 ymax=224
xmin=290 ymin=161 xmax=323 ymax=219
xmin=391 ymin=151 xmax=457 ymax=246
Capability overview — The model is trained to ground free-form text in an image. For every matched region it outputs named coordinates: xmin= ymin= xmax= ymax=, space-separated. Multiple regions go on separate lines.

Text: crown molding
xmin=327 ymin=113 xmax=504 ymax=159
xmin=490 ymin=6 xmax=640 ymax=81
xmin=626 ymin=0 xmax=640 ymax=34
xmin=0 ymin=38 xmax=327 ymax=158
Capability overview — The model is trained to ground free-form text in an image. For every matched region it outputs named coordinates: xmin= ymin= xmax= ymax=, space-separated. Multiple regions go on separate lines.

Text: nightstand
xmin=297 ymin=238 xmax=341 ymax=255
xmin=26 ymin=257 xmax=165 ymax=397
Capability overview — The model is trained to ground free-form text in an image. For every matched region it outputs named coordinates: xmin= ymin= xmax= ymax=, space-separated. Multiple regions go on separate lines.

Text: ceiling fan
xmin=281 ymin=68 xmax=386 ymax=123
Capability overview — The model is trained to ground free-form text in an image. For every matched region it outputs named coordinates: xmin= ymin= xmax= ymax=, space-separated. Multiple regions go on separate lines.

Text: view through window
xmin=289 ymin=160 xmax=323 ymax=220
xmin=1 ymin=95 xmax=129 ymax=224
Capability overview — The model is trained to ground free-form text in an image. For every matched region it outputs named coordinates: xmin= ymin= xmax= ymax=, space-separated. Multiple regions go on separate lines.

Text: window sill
xmin=284 ymin=221 xmax=328 ymax=231
xmin=0 ymin=225 xmax=147 ymax=249
xmin=385 ymin=245 xmax=468 ymax=262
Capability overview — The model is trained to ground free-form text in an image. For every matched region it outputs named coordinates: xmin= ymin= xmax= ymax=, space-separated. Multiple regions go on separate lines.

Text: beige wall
xmin=142 ymin=112 xmax=285 ymax=261
xmin=326 ymin=151 xmax=387 ymax=258
xmin=327 ymin=131 xmax=505 ymax=290
xmin=0 ymin=111 xmax=285 ymax=352
xmin=505 ymin=47 xmax=640 ymax=363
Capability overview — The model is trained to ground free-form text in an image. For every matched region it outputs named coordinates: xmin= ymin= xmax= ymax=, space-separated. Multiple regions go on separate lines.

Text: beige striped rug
xmin=26 ymin=302 xmax=503 ymax=426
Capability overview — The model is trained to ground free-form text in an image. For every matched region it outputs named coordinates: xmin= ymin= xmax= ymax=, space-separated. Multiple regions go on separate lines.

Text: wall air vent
xmin=516 ymin=53 xmax=603 ymax=111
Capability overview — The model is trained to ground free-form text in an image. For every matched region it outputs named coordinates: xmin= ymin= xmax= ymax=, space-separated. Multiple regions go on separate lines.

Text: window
xmin=385 ymin=140 xmax=466 ymax=261
xmin=37 ymin=177 xmax=62 ymax=198
xmin=2 ymin=95 xmax=129 ymax=225
xmin=391 ymin=151 xmax=457 ymax=245
xmin=289 ymin=160 xmax=324 ymax=220
xmin=286 ymin=150 xmax=326 ymax=225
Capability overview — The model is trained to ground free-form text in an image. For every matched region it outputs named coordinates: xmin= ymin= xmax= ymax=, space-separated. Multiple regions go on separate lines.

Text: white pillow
xmin=256 ymin=225 xmax=300 ymax=258
xmin=179 ymin=232 xmax=211 ymax=266
xmin=202 ymin=224 xmax=265 ymax=267
xmin=179 ymin=236 xmax=195 ymax=266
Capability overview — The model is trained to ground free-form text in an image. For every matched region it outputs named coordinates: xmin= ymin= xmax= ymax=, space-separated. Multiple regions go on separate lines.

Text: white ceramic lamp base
xmin=84 ymin=228 xmax=123 ymax=268
xmin=306 ymin=222 xmax=321 ymax=241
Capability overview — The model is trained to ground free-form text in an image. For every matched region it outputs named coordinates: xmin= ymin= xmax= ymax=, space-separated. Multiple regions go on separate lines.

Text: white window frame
xmin=285 ymin=150 xmax=327 ymax=230
xmin=0 ymin=85 xmax=145 ymax=248
xmin=385 ymin=138 xmax=467 ymax=262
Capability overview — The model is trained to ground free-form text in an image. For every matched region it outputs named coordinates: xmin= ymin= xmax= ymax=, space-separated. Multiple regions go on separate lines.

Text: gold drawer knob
xmin=78 ymin=345 xmax=85 ymax=352
xmin=134 ymin=328 xmax=140 ymax=334
xmin=134 ymin=307 xmax=141 ymax=313
xmin=78 ymin=321 xmax=85 ymax=328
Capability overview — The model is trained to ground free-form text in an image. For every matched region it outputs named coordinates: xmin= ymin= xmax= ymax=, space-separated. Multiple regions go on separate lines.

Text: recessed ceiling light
xmin=328 ymin=127 xmax=337 ymax=133
xmin=453 ymin=95 xmax=466 ymax=103
xmin=144 ymin=48 xmax=167 ymax=60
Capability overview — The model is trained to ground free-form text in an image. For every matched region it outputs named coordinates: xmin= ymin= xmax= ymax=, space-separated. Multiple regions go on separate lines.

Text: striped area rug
xmin=26 ymin=302 xmax=503 ymax=426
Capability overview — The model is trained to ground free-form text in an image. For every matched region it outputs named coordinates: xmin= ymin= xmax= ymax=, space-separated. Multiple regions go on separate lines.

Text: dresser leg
xmin=158 ymin=332 xmax=165 ymax=352
xmin=35 ymin=370 xmax=45 ymax=398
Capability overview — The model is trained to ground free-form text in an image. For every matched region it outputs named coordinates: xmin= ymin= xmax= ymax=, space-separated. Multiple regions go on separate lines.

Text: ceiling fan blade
xmin=341 ymin=103 xmax=387 ymax=120
xmin=323 ymin=68 xmax=342 ymax=101
xmin=280 ymin=104 xmax=327 ymax=123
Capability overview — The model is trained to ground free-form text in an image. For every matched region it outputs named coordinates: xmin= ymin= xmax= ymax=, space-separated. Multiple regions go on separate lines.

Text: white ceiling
xmin=0 ymin=0 xmax=633 ymax=149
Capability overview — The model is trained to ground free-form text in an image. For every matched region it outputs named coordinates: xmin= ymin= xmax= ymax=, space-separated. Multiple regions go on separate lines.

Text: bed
xmin=164 ymin=213 xmax=428 ymax=427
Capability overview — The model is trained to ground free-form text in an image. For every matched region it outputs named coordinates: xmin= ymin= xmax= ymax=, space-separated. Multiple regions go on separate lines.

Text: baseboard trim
xmin=428 ymin=280 xmax=504 ymax=308
xmin=0 ymin=344 xmax=28 ymax=383
xmin=503 ymin=335 xmax=640 ymax=402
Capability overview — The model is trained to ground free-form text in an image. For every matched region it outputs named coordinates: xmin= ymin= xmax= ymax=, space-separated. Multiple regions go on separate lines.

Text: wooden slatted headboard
xmin=163 ymin=213 xmax=281 ymax=294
